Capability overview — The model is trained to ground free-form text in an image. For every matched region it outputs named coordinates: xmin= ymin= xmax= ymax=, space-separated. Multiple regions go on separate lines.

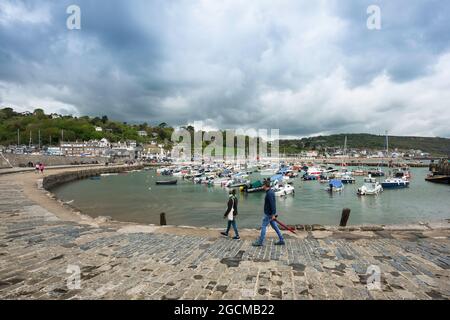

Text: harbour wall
xmin=1 ymin=153 xmax=108 ymax=168
xmin=42 ymin=165 xmax=144 ymax=190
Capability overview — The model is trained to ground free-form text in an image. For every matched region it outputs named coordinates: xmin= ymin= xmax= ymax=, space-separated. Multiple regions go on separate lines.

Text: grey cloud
xmin=0 ymin=0 xmax=449 ymax=137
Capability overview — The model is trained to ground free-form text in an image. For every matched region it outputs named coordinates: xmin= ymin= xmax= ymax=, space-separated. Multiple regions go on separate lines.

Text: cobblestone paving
xmin=0 ymin=178 xmax=449 ymax=300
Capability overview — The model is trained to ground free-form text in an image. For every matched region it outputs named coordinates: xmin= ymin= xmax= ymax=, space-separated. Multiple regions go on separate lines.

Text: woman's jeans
xmin=226 ymin=220 xmax=239 ymax=236
xmin=257 ymin=215 xmax=284 ymax=244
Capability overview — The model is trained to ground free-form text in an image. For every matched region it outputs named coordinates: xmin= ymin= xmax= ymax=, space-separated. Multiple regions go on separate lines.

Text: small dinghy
xmin=155 ymin=180 xmax=178 ymax=185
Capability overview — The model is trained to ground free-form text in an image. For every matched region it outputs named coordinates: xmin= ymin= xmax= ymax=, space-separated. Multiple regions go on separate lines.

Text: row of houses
xmin=13 ymin=138 xmax=167 ymax=160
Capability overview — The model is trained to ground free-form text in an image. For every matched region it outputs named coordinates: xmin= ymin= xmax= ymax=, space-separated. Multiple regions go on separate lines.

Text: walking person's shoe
xmin=274 ymin=240 xmax=285 ymax=246
xmin=232 ymin=236 xmax=240 ymax=240
xmin=220 ymin=232 xmax=229 ymax=237
xmin=252 ymin=241 xmax=263 ymax=247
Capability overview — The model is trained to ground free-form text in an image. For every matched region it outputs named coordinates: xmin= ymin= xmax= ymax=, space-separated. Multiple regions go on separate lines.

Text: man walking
xmin=253 ymin=180 xmax=285 ymax=246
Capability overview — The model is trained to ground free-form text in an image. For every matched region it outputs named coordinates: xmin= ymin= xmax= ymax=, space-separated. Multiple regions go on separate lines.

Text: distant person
xmin=253 ymin=180 xmax=285 ymax=246
xmin=35 ymin=163 xmax=40 ymax=174
xmin=220 ymin=189 xmax=240 ymax=240
xmin=39 ymin=163 xmax=45 ymax=174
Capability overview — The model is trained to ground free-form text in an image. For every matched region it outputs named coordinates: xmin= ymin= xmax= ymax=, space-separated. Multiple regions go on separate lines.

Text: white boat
xmin=100 ymin=173 xmax=118 ymax=177
xmin=273 ymin=184 xmax=295 ymax=197
xmin=213 ymin=178 xmax=229 ymax=185
xmin=306 ymin=166 xmax=323 ymax=176
xmin=341 ymin=174 xmax=356 ymax=184
xmin=357 ymin=176 xmax=383 ymax=195
xmin=259 ymin=168 xmax=278 ymax=176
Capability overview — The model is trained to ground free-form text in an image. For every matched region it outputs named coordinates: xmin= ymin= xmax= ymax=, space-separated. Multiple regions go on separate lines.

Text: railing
xmin=0 ymin=152 xmax=13 ymax=169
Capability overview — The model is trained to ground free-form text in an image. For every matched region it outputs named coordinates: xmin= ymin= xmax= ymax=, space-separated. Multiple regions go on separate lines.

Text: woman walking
xmin=220 ymin=189 xmax=240 ymax=240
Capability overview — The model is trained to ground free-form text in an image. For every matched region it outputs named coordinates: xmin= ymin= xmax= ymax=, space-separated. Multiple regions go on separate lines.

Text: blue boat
xmin=270 ymin=174 xmax=284 ymax=182
xmin=302 ymin=174 xmax=317 ymax=181
xmin=327 ymin=179 xmax=344 ymax=192
xmin=381 ymin=178 xmax=409 ymax=189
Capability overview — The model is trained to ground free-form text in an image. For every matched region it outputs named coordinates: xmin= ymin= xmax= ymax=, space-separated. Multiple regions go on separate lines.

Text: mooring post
xmin=339 ymin=208 xmax=351 ymax=227
xmin=160 ymin=212 xmax=167 ymax=226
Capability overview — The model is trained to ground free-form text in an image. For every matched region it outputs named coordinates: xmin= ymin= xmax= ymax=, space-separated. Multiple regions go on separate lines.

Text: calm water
xmin=51 ymin=167 xmax=450 ymax=228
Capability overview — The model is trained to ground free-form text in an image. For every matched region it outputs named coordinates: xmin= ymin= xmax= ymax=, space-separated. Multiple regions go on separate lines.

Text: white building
xmin=137 ymin=130 xmax=148 ymax=137
xmin=60 ymin=140 xmax=109 ymax=157
xmin=95 ymin=126 xmax=103 ymax=132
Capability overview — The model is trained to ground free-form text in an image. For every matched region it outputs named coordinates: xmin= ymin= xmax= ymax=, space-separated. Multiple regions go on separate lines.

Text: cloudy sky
xmin=0 ymin=0 xmax=449 ymax=138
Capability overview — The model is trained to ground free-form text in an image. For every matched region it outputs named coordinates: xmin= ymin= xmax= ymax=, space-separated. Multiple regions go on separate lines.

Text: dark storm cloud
xmin=0 ymin=0 xmax=449 ymax=137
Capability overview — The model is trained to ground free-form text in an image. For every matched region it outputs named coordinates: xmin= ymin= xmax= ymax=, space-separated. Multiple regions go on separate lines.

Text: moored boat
xmin=273 ymin=184 xmax=295 ymax=197
xmin=381 ymin=177 xmax=409 ymax=189
xmin=367 ymin=168 xmax=385 ymax=177
xmin=357 ymin=176 xmax=383 ymax=195
xmin=155 ymin=180 xmax=178 ymax=185
xmin=243 ymin=180 xmax=264 ymax=193
xmin=341 ymin=175 xmax=355 ymax=184
xmin=326 ymin=179 xmax=344 ymax=192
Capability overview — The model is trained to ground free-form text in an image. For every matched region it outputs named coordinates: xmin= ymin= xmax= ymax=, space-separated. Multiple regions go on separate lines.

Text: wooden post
xmin=160 ymin=212 xmax=167 ymax=226
xmin=339 ymin=208 xmax=351 ymax=227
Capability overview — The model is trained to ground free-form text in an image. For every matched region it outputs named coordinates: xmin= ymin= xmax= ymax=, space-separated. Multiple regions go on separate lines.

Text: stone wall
xmin=2 ymin=154 xmax=109 ymax=168
xmin=42 ymin=165 xmax=144 ymax=190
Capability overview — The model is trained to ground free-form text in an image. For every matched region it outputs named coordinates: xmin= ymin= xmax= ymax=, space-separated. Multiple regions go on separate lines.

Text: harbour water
xmin=51 ymin=167 xmax=450 ymax=228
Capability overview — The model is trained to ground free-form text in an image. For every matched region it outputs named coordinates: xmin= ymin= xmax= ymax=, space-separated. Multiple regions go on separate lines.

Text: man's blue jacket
xmin=264 ymin=189 xmax=276 ymax=216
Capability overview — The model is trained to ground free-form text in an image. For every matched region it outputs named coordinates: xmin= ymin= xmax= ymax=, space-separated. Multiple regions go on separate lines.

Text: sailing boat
xmin=336 ymin=136 xmax=352 ymax=177
xmin=369 ymin=131 xmax=388 ymax=177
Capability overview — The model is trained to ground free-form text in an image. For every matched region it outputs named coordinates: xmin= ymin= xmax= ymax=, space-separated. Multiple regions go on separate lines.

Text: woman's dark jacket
xmin=224 ymin=196 xmax=238 ymax=217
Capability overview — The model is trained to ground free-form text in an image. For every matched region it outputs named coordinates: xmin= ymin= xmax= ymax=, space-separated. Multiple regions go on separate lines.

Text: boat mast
xmin=385 ymin=130 xmax=389 ymax=157
xmin=342 ymin=135 xmax=347 ymax=169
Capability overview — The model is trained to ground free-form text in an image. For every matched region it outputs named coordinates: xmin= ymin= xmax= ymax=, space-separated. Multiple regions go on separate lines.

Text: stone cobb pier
xmin=0 ymin=167 xmax=449 ymax=300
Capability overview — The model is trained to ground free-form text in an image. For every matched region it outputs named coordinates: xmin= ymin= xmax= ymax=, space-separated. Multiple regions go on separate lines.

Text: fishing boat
xmin=226 ymin=178 xmax=250 ymax=188
xmin=367 ymin=168 xmax=385 ymax=177
xmin=393 ymin=167 xmax=411 ymax=180
xmin=352 ymin=169 xmax=366 ymax=176
xmin=357 ymin=176 xmax=383 ymax=195
xmin=273 ymin=184 xmax=295 ymax=197
xmin=326 ymin=179 xmax=344 ymax=192
xmin=381 ymin=177 xmax=409 ymax=189
xmin=341 ymin=175 xmax=355 ymax=184
xmin=242 ymin=180 xmax=264 ymax=193
xmin=306 ymin=166 xmax=323 ymax=176
xmin=302 ymin=174 xmax=318 ymax=181
xmin=319 ymin=174 xmax=330 ymax=183
xmin=155 ymin=180 xmax=178 ymax=185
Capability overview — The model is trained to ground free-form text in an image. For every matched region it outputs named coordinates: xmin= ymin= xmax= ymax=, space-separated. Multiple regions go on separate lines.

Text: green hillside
xmin=2 ymin=108 xmax=449 ymax=156
xmin=280 ymin=134 xmax=450 ymax=156
xmin=0 ymin=108 xmax=174 ymax=148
